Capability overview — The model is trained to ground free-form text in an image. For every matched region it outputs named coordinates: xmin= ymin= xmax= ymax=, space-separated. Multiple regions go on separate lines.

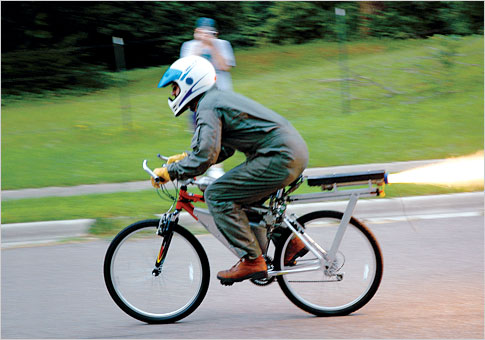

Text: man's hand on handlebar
xmin=167 ymin=152 xmax=188 ymax=165
xmin=147 ymin=152 xmax=187 ymax=188
xmin=151 ymin=167 xmax=171 ymax=188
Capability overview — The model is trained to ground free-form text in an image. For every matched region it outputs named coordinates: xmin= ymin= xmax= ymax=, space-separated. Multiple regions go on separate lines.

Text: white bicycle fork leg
xmin=327 ymin=192 xmax=360 ymax=263
xmin=283 ymin=192 xmax=360 ymax=265
xmin=283 ymin=217 xmax=327 ymax=262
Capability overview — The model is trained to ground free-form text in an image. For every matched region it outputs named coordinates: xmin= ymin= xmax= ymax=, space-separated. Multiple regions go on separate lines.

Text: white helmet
xmin=158 ymin=55 xmax=216 ymax=116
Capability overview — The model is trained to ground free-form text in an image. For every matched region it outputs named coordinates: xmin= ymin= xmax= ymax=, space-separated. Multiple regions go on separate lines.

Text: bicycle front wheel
xmin=275 ymin=210 xmax=383 ymax=316
xmin=104 ymin=219 xmax=210 ymax=323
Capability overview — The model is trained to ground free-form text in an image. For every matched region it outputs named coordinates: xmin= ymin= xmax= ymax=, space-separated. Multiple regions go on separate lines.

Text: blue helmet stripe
xmin=180 ymin=64 xmax=195 ymax=81
xmin=178 ymin=73 xmax=208 ymax=104
xmin=157 ymin=69 xmax=182 ymax=88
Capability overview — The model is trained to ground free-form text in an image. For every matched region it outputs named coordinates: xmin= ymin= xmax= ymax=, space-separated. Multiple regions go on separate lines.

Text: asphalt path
xmin=1 ymin=159 xmax=441 ymax=201
xmin=2 ymin=195 xmax=483 ymax=339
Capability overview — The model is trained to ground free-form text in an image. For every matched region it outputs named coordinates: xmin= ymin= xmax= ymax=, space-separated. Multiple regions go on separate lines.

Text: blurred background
xmin=1 ymin=1 xmax=483 ymax=229
xmin=2 ymin=4 xmax=483 ymax=338
xmin=2 ymin=2 xmax=483 ymax=94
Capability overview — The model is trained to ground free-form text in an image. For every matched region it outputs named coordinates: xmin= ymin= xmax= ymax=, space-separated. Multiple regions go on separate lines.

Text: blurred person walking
xmin=180 ymin=17 xmax=236 ymax=179
xmin=180 ymin=17 xmax=236 ymax=91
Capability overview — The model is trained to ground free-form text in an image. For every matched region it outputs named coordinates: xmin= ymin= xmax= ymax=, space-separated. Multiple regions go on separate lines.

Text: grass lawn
xmin=2 ymin=36 xmax=483 ymax=190
xmin=1 ymin=35 xmax=483 ymax=227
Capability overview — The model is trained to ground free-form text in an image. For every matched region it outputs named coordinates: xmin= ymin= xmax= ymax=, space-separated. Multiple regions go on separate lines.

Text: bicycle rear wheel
xmin=275 ymin=211 xmax=383 ymax=316
xmin=104 ymin=219 xmax=210 ymax=323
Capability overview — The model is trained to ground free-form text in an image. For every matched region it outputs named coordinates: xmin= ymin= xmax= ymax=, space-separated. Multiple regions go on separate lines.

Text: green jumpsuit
xmin=167 ymin=87 xmax=309 ymax=259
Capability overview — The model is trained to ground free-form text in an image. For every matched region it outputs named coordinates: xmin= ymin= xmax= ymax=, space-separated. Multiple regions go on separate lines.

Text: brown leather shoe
xmin=284 ymin=237 xmax=309 ymax=266
xmin=217 ymin=255 xmax=268 ymax=285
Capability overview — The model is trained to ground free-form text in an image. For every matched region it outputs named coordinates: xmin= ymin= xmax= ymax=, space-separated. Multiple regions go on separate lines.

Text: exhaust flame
xmin=387 ymin=151 xmax=484 ymax=187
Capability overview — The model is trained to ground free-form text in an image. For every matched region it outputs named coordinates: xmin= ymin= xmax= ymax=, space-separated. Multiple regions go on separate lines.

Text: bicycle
xmin=104 ymin=155 xmax=386 ymax=323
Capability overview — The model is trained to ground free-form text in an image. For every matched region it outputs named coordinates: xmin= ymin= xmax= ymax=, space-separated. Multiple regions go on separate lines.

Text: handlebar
xmin=143 ymin=157 xmax=215 ymax=190
xmin=143 ymin=160 xmax=161 ymax=183
xmin=157 ymin=154 xmax=169 ymax=161
xmin=143 ymin=154 xmax=169 ymax=183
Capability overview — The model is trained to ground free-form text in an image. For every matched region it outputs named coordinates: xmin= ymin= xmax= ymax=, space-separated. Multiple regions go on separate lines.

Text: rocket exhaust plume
xmin=387 ymin=151 xmax=484 ymax=187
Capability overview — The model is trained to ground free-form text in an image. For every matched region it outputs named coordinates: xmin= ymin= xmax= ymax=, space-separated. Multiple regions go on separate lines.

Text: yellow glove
xmin=167 ymin=152 xmax=188 ymax=164
xmin=151 ymin=167 xmax=171 ymax=188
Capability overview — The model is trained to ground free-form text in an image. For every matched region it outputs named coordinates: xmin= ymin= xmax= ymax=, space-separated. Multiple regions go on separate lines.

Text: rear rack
xmin=288 ymin=170 xmax=387 ymax=204
xmin=307 ymin=170 xmax=386 ymax=188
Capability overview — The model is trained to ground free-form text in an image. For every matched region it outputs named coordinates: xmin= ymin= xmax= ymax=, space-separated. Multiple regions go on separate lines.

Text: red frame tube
xmin=175 ymin=189 xmax=205 ymax=220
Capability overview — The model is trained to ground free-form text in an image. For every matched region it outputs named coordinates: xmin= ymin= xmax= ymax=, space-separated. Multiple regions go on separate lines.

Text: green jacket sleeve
xmin=167 ymin=105 xmax=223 ymax=180
xmin=216 ymin=145 xmax=235 ymax=163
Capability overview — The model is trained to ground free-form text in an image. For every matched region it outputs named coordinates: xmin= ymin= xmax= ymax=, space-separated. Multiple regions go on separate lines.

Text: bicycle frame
xmin=144 ymin=159 xmax=387 ymax=278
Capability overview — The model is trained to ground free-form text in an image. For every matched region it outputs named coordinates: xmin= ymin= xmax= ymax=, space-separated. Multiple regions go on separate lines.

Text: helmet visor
xmin=158 ymin=68 xmax=182 ymax=88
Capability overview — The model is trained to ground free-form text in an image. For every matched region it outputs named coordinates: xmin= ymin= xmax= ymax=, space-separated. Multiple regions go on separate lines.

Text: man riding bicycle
xmin=152 ymin=55 xmax=309 ymax=284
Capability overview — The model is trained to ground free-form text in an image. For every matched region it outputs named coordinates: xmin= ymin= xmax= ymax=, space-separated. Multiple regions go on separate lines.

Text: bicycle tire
xmin=274 ymin=210 xmax=383 ymax=317
xmin=104 ymin=219 xmax=210 ymax=323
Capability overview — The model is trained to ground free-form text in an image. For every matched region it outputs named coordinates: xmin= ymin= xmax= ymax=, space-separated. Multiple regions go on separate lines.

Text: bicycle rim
xmin=276 ymin=211 xmax=383 ymax=316
xmin=105 ymin=221 xmax=209 ymax=323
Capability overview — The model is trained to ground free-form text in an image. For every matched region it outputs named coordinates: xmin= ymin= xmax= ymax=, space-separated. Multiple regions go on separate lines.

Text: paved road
xmin=2 ymin=195 xmax=483 ymax=339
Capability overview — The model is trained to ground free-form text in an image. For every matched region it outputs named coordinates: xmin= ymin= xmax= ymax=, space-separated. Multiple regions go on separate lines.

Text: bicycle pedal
xmin=219 ymin=280 xmax=234 ymax=286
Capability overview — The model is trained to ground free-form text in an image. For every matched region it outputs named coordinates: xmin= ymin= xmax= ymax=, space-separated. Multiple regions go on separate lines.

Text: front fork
xmin=152 ymin=211 xmax=179 ymax=276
